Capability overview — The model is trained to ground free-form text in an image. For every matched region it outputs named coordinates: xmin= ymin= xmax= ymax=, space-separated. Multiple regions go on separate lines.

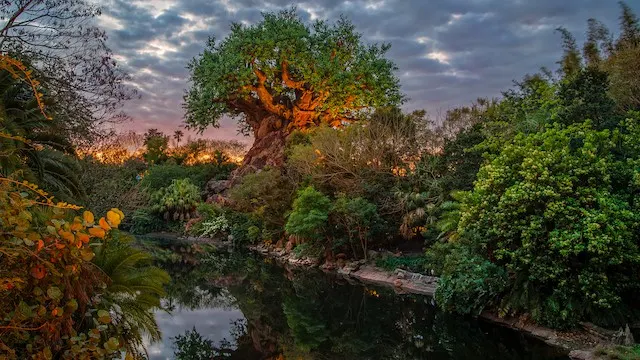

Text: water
xmin=147 ymin=248 xmax=569 ymax=360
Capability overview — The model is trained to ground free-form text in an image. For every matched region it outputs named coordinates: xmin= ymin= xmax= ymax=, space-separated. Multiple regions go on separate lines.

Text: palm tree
xmin=0 ymin=68 xmax=84 ymax=202
xmin=92 ymin=231 xmax=170 ymax=358
xmin=173 ymin=130 xmax=184 ymax=147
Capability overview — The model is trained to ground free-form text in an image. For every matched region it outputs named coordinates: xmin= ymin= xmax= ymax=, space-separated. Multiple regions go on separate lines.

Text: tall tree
xmin=173 ymin=130 xmax=184 ymax=147
xmin=0 ymin=0 xmax=136 ymax=142
xmin=556 ymin=27 xmax=583 ymax=77
xmin=184 ymin=9 xmax=404 ymax=176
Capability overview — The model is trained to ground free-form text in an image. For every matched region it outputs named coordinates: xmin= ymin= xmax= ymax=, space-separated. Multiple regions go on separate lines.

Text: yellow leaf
xmin=83 ymin=211 xmax=94 ymax=224
xmin=106 ymin=210 xmax=122 ymax=228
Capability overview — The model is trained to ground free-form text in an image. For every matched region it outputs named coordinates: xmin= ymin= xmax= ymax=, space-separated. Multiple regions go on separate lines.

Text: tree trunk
xmin=231 ymin=114 xmax=289 ymax=181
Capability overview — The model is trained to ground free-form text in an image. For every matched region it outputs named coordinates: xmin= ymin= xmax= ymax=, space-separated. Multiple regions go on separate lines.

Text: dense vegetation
xmin=182 ymin=5 xmax=640 ymax=332
xmin=2 ymin=1 xmax=640 ymax=358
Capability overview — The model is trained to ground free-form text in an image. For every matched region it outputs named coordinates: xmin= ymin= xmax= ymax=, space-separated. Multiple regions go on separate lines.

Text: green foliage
xmin=0 ymin=69 xmax=83 ymax=203
xmin=375 ymin=255 xmax=426 ymax=273
xmin=129 ymin=208 xmax=167 ymax=235
xmin=229 ymin=168 xmax=295 ymax=241
xmin=92 ymin=231 xmax=170 ymax=354
xmin=435 ymin=248 xmax=508 ymax=316
xmin=197 ymin=215 xmax=230 ymax=238
xmin=80 ymin=158 xmax=148 ymax=228
xmin=556 ymin=67 xmax=620 ymax=129
xmin=595 ymin=345 xmax=640 ymax=360
xmin=285 ymin=186 xmax=331 ymax=242
xmin=173 ymin=327 xmax=217 ymax=360
xmin=331 ymin=195 xmax=380 ymax=259
xmin=185 ymin=8 xmax=403 ymax=133
xmin=143 ymin=129 xmax=169 ymax=164
xmin=140 ymin=163 xmax=227 ymax=192
xmin=150 ymin=179 xmax=201 ymax=221
xmin=458 ymin=122 xmax=640 ymax=327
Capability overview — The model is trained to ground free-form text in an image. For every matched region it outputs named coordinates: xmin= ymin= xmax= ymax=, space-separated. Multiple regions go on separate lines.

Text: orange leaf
xmin=98 ymin=217 xmax=111 ymax=231
xmin=31 ymin=264 xmax=46 ymax=279
xmin=76 ymin=232 xmax=90 ymax=244
xmin=36 ymin=239 xmax=44 ymax=252
xmin=88 ymin=227 xmax=105 ymax=239
xmin=70 ymin=222 xmax=83 ymax=231
xmin=58 ymin=230 xmax=74 ymax=243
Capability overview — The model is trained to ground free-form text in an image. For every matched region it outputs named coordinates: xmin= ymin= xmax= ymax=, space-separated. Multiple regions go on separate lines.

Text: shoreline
xmin=138 ymin=233 xmax=626 ymax=360
xmin=248 ymin=242 xmax=619 ymax=360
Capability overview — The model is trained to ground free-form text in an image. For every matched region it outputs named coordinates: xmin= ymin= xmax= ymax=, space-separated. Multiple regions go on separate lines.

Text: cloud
xmin=99 ymin=0 xmax=640 ymax=140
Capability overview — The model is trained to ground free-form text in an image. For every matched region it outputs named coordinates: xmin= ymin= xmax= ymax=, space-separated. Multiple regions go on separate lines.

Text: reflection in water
xmin=152 ymin=249 xmax=570 ymax=360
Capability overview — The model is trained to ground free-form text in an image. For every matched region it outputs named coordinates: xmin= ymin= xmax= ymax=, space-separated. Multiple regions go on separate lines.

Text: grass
xmin=594 ymin=345 xmax=640 ymax=360
xmin=375 ymin=255 xmax=427 ymax=273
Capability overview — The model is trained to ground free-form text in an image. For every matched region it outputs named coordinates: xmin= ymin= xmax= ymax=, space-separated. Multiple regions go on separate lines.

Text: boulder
xmin=206 ymin=179 xmax=230 ymax=194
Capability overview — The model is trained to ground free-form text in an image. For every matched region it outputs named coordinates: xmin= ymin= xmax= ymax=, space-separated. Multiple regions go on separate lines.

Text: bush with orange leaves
xmin=0 ymin=178 xmax=136 ymax=359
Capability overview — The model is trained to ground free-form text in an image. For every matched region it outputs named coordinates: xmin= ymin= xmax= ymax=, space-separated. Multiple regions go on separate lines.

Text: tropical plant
xmin=0 ymin=59 xmax=83 ymax=202
xmin=150 ymin=179 xmax=201 ymax=221
xmin=92 ymin=231 xmax=170 ymax=356
xmin=0 ymin=178 xmax=144 ymax=358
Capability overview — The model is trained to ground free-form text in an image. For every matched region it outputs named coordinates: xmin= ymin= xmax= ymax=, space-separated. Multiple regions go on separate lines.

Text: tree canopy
xmin=184 ymin=9 xmax=404 ymax=136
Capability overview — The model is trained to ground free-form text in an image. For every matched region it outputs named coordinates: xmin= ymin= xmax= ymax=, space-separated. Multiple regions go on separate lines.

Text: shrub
xmin=331 ymin=195 xmax=381 ymax=260
xmin=285 ymin=186 xmax=331 ymax=242
xmin=140 ymin=163 xmax=232 ymax=192
xmin=435 ymin=248 xmax=508 ymax=316
xmin=150 ymin=179 xmax=201 ymax=221
xmin=458 ymin=121 xmax=640 ymax=327
xmin=197 ymin=215 xmax=230 ymax=238
xmin=0 ymin=179 xmax=155 ymax=358
xmin=129 ymin=208 xmax=167 ymax=235
xmin=229 ymin=168 xmax=295 ymax=240
xmin=375 ymin=255 xmax=427 ymax=273
xmin=80 ymin=158 xmax=149 ymax=224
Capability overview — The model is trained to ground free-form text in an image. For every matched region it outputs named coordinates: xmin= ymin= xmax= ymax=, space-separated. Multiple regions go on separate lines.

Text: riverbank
xmin=247 ymin=242 xmax=632 ymax=360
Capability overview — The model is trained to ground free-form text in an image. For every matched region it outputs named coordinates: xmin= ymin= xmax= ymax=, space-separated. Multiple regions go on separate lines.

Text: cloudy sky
xmin=99 ymin=0 xmax=639 ymax=142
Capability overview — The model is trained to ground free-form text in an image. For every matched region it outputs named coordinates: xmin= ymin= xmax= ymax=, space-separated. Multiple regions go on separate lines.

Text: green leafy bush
xmin=80 ymin=159 xmax=149 ymax=226
xmin=198 ymin=215 xmax=230 ymax=238
xmin=331 ymin=195 xmax=381 ymax=260
xmin=141 ymin=163 xmax=232 ymax=192
xmin=229 ymin=168 xmax=295 ymax=241
xmin=151 ymin=179 xmax=201 ymax=221
xmin=129 ymin=208 xmax=166 ymax=235
xmin=375 ymin=255 xmax=426 ymax=273
xmin=435 ymin=248 xmax=508 ymax=316
xmin=285 ymin=186 xmax=331 ymax=242
xmin=457 ymin=121 xmax=640 ymax=327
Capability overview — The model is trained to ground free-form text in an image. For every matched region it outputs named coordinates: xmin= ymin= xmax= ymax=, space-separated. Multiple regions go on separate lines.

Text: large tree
xmin=184 ymin=9 xmax=404 ymax=176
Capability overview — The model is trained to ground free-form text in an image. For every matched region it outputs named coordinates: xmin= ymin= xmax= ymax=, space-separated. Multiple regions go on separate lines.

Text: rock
xmin=367 ymin=250 xmax=379 ymax=260
xmin=274 ymin=239 xmax=284 ymax=250
xmin=568 ymin=350 xmax=596 ymax=360
xmin=336 ymin=253 xmax=347 ymax=260
xmin=205 ymin=179 xmax=230 ymax=195
xmin=321 ymin=261 xmax=336 ymax=271
xmin=393 ymin=279 xmax=403 ymax=288
xmin=396 ymin=270 xmax=406 ymax=279
xmin=285 ymin=239 xmax=294 ymax=252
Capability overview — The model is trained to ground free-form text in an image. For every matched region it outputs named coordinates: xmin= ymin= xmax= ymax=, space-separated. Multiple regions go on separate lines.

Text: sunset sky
xmin=98 ymin=0 xmax=639 ymax=142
